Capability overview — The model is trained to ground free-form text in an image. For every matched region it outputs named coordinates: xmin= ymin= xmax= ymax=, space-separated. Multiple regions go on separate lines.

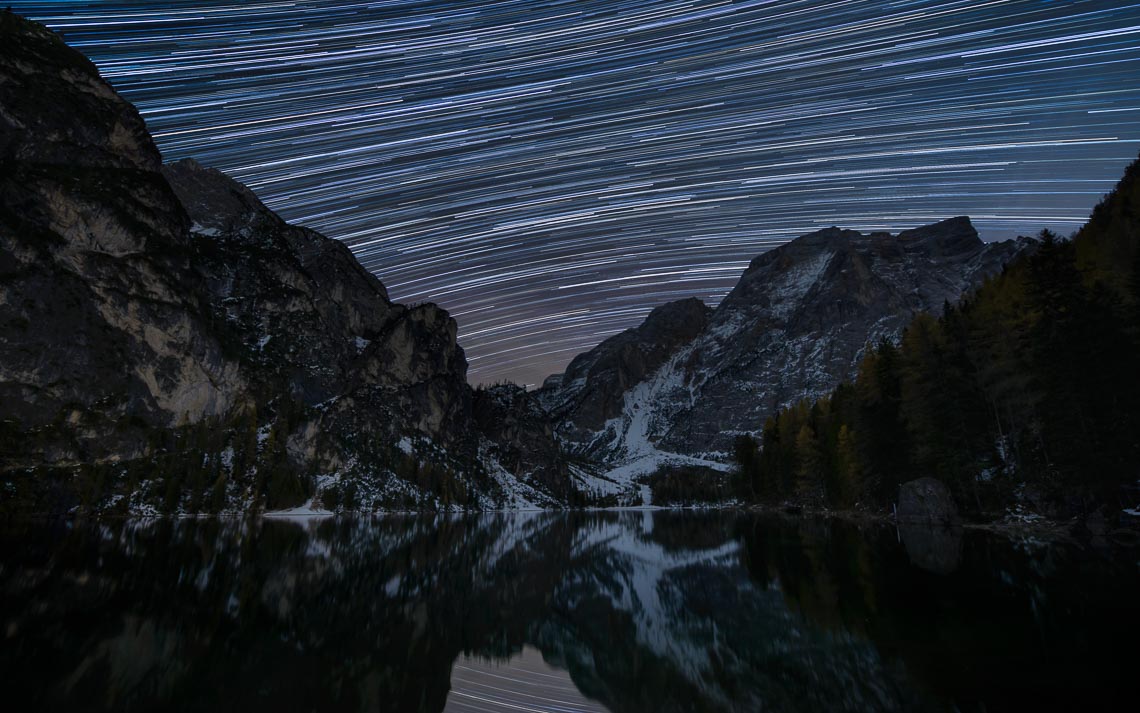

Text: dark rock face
xmin=0 ymin=13 xmax=567 ymax=512
xmin=897 ymin=477 xmax=960 ymax=526
xmin=0 ymin=14 xmax=158 ymax=172
xmin=0 ymin=12 xmax=240 ymax=470
xmin=472 ymin=384 xmax=573 ymax=503
xmin=542 ymin=218 xmax=1029 ymax=462
xmin=162 ymin=157 xmax=471 ymax=442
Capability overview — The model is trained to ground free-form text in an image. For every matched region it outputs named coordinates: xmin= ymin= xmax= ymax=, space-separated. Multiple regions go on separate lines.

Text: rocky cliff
xmin=540 ymin=217 xmax=1030 ymax=496
xmin=0 ymin=14 xmax=242 ymax=468
xmin=0 ymin=12 xmax=569 ymax=514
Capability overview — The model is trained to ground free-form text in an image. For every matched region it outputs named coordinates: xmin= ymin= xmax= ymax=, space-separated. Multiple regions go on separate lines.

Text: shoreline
xmin=739 ymin=502 xmax=1140 ymax=545
xmin=4 ymin=503 xmax=1139 ymax=545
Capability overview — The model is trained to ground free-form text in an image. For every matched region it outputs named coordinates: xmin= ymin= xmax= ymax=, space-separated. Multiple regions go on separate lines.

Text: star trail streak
xmin=17 ymin=0 xmax=1140 ymax=386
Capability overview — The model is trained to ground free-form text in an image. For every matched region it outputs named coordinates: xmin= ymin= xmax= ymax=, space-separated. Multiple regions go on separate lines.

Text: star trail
xmin=16 ymin=0 xmax=1140 ymax=386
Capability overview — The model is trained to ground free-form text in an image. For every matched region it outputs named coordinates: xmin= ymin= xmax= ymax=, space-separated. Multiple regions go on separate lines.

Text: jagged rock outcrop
xmin=162 ymin=158 xmax=472 ymax=445
xmin=542 ymin=217 xmax=1031 ymax=464
xmin=0 ymin=12 xmax=569 ymax=513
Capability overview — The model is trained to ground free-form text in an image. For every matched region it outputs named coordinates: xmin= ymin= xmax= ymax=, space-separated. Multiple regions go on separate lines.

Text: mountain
xmin=0 ymin=12 xmax=568 ymax=514
xmin=0 ymin=12 xmax=1070 ymax=515
xmin=739 ymin=156 xmax=1140 ymax=519
xmin=539 ymin=297 xmax=712 ymax=440
xmin=540 ymin=217 xmax=1030 ymax=499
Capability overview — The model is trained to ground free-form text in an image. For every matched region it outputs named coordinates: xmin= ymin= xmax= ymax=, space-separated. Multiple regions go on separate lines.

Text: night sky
xmin=16 ymin=1 xmax=1140 ymax=386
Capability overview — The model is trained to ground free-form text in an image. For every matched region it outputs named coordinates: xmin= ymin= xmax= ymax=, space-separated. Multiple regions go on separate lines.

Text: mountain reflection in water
xmin=0 ymin=511 xmax=1134 ymax=712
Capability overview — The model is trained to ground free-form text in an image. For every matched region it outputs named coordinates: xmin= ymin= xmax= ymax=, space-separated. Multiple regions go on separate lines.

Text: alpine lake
xmin=1 ymin=510 xmax=1135 ymax=712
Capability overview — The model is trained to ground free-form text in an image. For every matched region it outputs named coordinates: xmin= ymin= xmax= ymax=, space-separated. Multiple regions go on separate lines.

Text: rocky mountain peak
xmin=741 ymin=226 xmax=860 ymax=276
xmin=638 ymin=296 xmax=712 ymax=339
xmin=0 ymin=12 xmax=187 ymax=259
xmin=891 ymin=216 xmax=981 ymax=256
xmin=0 ymin=11 xmax=160 ymax=172
xmin=538 ymin=297 xmax=712 ymax=437
xmin=558 ymin=296 xmax=711 ymax=383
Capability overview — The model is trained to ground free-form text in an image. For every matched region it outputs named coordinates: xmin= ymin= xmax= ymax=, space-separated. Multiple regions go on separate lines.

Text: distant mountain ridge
xmin=539 ymin=217 xmax=1031 ymax=500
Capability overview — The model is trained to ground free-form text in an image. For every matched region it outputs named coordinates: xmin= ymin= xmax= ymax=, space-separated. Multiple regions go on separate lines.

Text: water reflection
xmin=898 ymin=523 xmax=962 ymax=575
xmin=0 ymin=512 xmax=1134 ymax=712
xmin=445 ymin=646 xmax=607 ymax=712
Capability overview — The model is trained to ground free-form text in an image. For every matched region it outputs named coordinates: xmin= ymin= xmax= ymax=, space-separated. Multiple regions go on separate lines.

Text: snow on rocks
xmin=263 ymin=496 xmax=334 ymax=519
xmin=569 ymin=355 xmax=732 ymax=505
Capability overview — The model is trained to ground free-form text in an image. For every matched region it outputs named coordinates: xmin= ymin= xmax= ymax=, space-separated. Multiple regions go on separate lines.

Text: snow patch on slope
xmin=767 ymin=249 xmax=834 ymax=321
xmin=572 ymin=352 xmax=731 ymax=504
xmin=477 ymin=443 xmax=561 ymax=510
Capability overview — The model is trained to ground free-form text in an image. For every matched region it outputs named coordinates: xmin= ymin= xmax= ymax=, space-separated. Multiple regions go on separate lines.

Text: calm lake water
xmin=1 ymin=511 xmax=1134 ymax=712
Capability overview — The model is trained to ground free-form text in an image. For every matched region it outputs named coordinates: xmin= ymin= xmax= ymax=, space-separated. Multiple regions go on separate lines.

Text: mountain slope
xmin=541 ymin=217 xmax=1030 ymax=484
